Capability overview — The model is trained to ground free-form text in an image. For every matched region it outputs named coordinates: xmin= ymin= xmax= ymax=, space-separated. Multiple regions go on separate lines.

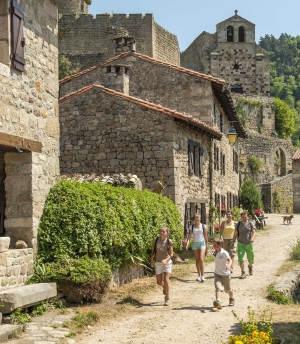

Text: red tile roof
xmin=60 ymin=51 xmax=225 ymax=85
xmin=293 ymin=148 xmax=300 ymax=160
xmin=59 ymin=83 xmax=223 ymax=139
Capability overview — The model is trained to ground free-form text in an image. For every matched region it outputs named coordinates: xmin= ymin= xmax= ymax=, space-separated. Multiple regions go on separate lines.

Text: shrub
xmin=272 ymin=188 xmax=283 ymax=213
xmin=273 ymin=97 xmax=295 ymax=139
xmin=290 ymin=238 xmax=300 ymax=260
xmin=226 ymin=307 xmax=276 ymax=344
xmin=267 ymin=285 xmax=293 ymax=304
xmin=38 ymin=180 xmax=182 ymax=268
xmin=240 ymin=178 xmax=263 ymax=215
xmin=29 ymin=258 xmax=112 ymax=303
xmin=248 ymin=156 xmax=263 ymax=176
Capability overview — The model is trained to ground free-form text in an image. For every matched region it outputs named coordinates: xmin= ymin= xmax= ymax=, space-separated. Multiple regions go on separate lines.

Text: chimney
xmin=113 ymin=37 xmax=136 ymax=55
xmin=103 ymin=64 xmax=130 ymax=94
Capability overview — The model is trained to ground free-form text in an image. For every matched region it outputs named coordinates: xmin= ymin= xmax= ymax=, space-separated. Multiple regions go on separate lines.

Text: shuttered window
xmin=214 ymin=144 xmax=219 ymax=171
xmin=12 ymin=0 xmax=26 ymax=72
xmin=188 ymin=140 xmax=204 ymax=177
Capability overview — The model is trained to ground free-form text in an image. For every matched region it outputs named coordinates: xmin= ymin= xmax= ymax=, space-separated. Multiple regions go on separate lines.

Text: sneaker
xmin=248 ymin=265 xmax=253 ymax=275
xmin=196 ymin=276 xmax=201 ymax=282
xmin=229 ymin=298 xmax=235 ymax=306
xmin=201 ymin=276 xmax=206 ymax=282
xmin=240 ymin=271 xmax=246 ymax=279
xmin=164 ymin=297 xmax=169 ymax=306
xmin=213 ymin=300 xmax=222 ymax=309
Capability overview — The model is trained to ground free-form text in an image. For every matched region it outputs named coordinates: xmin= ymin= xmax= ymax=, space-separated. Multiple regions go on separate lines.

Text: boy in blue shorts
xmin=212 ymin=238 xmax=235 ymax=309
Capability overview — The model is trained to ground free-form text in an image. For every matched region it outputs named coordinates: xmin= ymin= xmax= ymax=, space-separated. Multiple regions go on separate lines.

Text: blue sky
xmin=89 ymin=0 xmax=300 ymax=51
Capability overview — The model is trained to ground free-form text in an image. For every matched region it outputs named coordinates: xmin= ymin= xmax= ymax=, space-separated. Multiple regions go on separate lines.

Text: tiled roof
xmin=59 ymin=51 xmax=225 ymax=85
xmin=293 ymin=148 xmax=300 ymax=160
xmin=59 ymin=83 xmax=223 ymax=139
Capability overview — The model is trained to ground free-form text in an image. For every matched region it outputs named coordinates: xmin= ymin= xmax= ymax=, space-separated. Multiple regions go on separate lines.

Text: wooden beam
xmin=0 ymin=132 xmax=42 ymax=153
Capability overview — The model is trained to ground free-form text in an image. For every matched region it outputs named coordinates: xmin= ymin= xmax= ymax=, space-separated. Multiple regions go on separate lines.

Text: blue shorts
xmin=192 ymin=241 xmax=206 ymax=250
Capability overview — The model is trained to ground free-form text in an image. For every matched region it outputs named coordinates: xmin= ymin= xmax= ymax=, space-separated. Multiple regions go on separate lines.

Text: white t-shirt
xmin=213 ymin=248 xmax=230 ymax=276
xmin=189 ymin=224 xmax=206 ymax=243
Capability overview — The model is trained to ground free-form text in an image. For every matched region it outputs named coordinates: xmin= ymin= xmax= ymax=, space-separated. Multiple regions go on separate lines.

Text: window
xmin=233 ymin=148 xmax=238 ymax=173
xmin=239 ymin=27 xmax=245 ymax=42
xmin=227 ymin=26 xmax=234 ymax=42
xmin=213 ymin=102 xmax=217 ymax=124
xmin=220 ymin=152 xmax=225 ymax=176
xmin=188 ymin=140 xmax=204 ymax=176
xmin=220 ymin=114 xmax=223 ymax=133
xmin=184 ymin=202 xmax=206 ymax=235
xmin=215 ymin=192 xmax=220 ymax=208
xmin=231 ymin=85 xmax=243 ymax=94
xmin=11 ymin=0 xmax=26 ymax=72
xmin=214 ymin=144 xmax=219 ymax=171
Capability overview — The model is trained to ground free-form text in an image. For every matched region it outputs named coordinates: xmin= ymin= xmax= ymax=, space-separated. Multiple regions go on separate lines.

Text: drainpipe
xmin=208 ymin=138 xmax=213 ymax=235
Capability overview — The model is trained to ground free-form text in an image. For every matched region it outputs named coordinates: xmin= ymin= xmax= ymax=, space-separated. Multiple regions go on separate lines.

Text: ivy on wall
xmin=235 ymin=98 xmax=263 ymax=131
xmin=38 ymin=181 xmax=183 ymax=268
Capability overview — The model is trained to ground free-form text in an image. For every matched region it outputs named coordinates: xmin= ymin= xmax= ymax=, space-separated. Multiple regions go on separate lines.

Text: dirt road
xmin=77 ymin=214 xmax=299 ymax=344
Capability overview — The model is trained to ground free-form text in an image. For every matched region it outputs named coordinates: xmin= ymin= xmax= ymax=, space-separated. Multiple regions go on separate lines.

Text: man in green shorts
xmin=231 ymin=211 xmax=256 ymax=279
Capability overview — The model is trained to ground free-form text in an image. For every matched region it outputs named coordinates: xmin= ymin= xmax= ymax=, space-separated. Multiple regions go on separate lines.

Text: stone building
xmin=0 ymin=0 xmax=59 ymax=290
xmin=181 ymin=11 xmax=294 ymax=212
xmin=292 ymin=149 xmax=300 ymax=213
xmin=59 ymin=42 xmax=246 ymax=230
xmin=58 ymin=0 xmax=180 ymax=71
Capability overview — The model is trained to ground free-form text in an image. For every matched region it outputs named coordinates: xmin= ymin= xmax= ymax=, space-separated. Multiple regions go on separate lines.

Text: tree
xmin=273 ymin=98 xmax=295 ymax=139
xmin=240 ymin=178 xmax=263 ymax=215
xmin=59 ymin=55 xmax=81 ymax=80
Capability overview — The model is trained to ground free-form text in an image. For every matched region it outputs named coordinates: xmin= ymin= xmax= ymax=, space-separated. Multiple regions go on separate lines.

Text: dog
xmin=282 ymin=214 xmax=294 ymax=225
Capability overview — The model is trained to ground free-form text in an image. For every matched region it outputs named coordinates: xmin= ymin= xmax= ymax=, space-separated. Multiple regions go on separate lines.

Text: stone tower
xmin=181 ymin=10 xmax=270 ymax=97
xmin=58 ymin=0 xmax=89 ymax=16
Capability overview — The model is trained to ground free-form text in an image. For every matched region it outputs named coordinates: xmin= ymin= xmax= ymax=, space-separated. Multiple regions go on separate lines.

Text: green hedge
xmin=38 ymin=180 xmax=183 ymax=268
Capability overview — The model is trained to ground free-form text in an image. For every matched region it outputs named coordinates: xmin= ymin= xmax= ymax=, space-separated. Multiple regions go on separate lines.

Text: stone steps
xmin=0 ymin=324 xmax=23 ymax=342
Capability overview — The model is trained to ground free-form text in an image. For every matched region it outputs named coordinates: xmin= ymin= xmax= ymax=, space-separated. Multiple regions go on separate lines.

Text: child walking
xmin=212 ymin=238 xmax=235 ymax=309
xmin=185 ymin=213 xmax=208 ymax=282
xmin=150 ymin=226 xmax=173 ymax=306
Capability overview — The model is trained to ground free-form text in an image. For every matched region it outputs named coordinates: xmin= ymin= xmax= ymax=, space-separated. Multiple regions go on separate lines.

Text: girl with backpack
xmin=186 ymin=213 xmax=208 ymax=282
xmin=150 ymin=226 xmax=173 ymax=305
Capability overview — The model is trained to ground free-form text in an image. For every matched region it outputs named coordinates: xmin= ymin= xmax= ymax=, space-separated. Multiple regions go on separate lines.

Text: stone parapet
xmin=273 ymin=268 xmax=300 ymax=300
xmin=257 ymin=174 xmax=293 ymax=213
xmin=0 ymin=249 xmax=34 ymax=291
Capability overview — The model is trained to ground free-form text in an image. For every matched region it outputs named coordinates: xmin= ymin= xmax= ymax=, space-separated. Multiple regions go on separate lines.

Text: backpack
xmin=236 ymin=220 xmax=254 ymax=237
xmin=191 ymin=224 xmax=206 ymax=232
xmin=152 ymin=237 xmax=176 ymax=264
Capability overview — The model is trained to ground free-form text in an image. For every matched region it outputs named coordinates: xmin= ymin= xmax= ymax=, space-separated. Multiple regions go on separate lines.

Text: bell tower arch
xmin=58 ymin=0 xmax=89 ymax=16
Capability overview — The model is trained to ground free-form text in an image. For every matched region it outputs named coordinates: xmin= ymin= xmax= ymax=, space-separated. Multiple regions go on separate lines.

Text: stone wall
xmin=0 ymin=0 xmax=59 ymax=291
xmin=60 ymin=54 xmax=217 ymax=127
xmin=292 ymin=159 xmax=300 ymax=213
xmin=239 ymin=132 xmax=293 ymax=185
xmin=59 ymin=85 xmax=240 ymax=223
xmin=0 ymin=248 xmax=34 ymax=291
xmin=58 ymin=0 xmax=88 ymax=16
xmin=181 ymin=32 xmax=217 ymax=72
xmin=58 ymin=13 xmax=180 ymax=71
xmin=231 ymin=94 xmax=275 ymax=135
xmin=257 ymin=174 xmax=293 ymax=213
xmin=59 ymin=87 xmax=174 ymax=190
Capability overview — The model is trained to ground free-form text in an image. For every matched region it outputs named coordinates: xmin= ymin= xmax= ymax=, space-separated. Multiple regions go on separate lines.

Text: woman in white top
xmin=186 ymin=213 xmax=208 ymax=282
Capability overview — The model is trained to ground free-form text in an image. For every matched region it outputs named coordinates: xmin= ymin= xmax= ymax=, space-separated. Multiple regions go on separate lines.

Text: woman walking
xmin=150 ymin=226 xmax=173 ymax=305
xmin=220 ymin=210 xmax=236 ymax=272
xmin=186 ymin=213 xmax=208 ymax=282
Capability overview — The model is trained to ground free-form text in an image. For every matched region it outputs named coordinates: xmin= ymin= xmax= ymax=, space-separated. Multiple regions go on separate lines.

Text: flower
xmin=214 ymin=225 xmax=221 ymax=230
xmin=254 ymin=209 xmax=263 ymax=215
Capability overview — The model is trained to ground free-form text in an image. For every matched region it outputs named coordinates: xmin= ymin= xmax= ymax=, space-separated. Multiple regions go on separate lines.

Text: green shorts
xmin=237 ymin=242 xmax=254 ymax=263
xmin=192 ymin=241 xmax=206 ymax=250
